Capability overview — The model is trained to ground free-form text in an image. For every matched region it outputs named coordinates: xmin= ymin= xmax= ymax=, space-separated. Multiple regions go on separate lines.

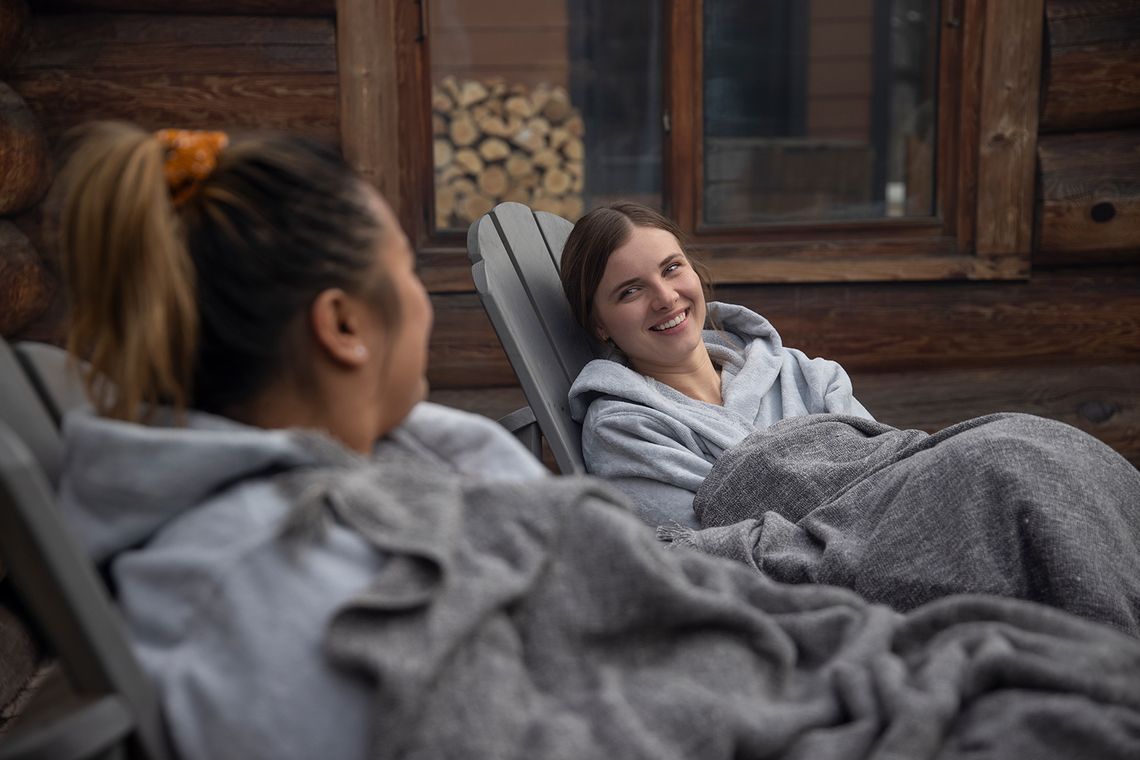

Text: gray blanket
xmin=666 ymin=413 xmax=1140 ymax=636
xmin=302 ymin=457 xmax=1140 ymax=759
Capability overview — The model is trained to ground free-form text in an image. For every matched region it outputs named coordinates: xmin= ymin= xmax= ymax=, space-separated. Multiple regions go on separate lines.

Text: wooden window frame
xmin=337 ymin=0 xmax=1043 ymax=292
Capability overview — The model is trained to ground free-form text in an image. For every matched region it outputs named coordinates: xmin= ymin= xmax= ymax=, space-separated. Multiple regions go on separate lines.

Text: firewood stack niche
xmin=432 ymin=75 xmax=585 ymax=230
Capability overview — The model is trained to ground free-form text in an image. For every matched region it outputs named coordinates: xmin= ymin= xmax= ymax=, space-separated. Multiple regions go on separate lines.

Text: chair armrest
xmin=496 ymin=406 xmax=542 ymax=460
xmin=0 ymin=694 xmax=132 ymax=760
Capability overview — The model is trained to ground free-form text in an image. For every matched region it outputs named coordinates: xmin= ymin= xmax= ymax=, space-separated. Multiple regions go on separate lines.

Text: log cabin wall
xmin=1 ymin=0 xmax=1138 ymax=470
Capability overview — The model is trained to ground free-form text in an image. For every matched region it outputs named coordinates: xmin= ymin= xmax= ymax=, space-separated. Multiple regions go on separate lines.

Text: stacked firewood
xmin=432 ymin=76 xmax=585 ymax=229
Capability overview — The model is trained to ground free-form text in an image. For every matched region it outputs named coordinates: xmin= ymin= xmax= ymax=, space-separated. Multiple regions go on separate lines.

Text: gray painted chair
xmin=467 ymin=201 xmax=602 ymax=475
xmin=0 ymin=338 xmax=171 ymax=760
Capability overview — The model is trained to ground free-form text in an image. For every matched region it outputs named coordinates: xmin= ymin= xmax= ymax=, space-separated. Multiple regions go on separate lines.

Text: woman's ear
xmin=310 ymin=288 xmax=371 ymax=367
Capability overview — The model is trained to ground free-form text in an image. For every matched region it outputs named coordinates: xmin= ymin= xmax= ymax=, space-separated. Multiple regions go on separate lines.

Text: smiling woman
xmin=559 ymin=202 xmax=874 ymax=527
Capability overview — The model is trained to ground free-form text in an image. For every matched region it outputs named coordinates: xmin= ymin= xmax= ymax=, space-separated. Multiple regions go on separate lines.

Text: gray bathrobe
xmin=568 ymin=301 xmax=873 ymax=527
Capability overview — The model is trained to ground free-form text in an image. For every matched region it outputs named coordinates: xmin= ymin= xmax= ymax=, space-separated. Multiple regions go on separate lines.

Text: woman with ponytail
xmin=55 ymin=121 xmax=548 ymax=759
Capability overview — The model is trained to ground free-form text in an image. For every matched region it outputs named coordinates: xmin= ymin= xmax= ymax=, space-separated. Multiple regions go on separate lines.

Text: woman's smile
xmin=650 ymin=308 xmax=689 ymax=333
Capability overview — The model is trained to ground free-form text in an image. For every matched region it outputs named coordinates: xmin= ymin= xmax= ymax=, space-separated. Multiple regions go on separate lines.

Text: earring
xmin=353 ymin=345 xmax=368 ymax=360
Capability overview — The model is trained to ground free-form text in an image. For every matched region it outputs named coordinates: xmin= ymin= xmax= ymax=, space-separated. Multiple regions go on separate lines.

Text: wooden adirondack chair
xmin=467 ymin=202 xmax=604 ymax=475
xmin=0 ymin=338 xmax=172 ymax=760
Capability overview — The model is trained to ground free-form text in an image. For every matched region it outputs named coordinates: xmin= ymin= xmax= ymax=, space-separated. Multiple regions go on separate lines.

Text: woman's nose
xmin=650 ymin=281 xmax=677 ymax=310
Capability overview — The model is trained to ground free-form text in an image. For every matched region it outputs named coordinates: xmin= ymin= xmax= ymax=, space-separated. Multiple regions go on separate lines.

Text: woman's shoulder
xmin=386 ymin=401 xmax=549 ymax=481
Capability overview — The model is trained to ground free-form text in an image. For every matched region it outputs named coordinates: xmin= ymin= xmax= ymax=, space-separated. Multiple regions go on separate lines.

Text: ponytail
xmin=59 ymin=122 xmax=197 ymax=421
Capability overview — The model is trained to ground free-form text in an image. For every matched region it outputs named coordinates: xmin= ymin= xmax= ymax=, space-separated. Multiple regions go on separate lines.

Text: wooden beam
xmin=30 ymin=0 xmax=334 ymax=15
xmin=1036 ymin=129 xmax=1140 ymax=265
xmin=336 ymin=0 xmax=429 ymax=236
xmin=1041 ymin=0 xmax=1140 ymax=132
xmin=426 ymin=265 xmax=1140 ymax=388
xmin=974 ymin=0 xmax=1044 ymax=259
xmin=0 ymin=221 xmax=54 ymax=337
xmin=9 ymin=14 xmax=338 ymax=142
xmin=435 ymin=363 xmax=1140 ymax=470
xmin=0 ymin=0 xmax=29 ymax=71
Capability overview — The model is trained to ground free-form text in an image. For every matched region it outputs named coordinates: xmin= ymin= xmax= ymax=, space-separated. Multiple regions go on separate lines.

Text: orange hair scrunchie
xmin=154 ymin=128 xmax=229 ymax=208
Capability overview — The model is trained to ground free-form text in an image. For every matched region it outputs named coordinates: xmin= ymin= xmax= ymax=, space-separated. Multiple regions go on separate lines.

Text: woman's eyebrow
xmin=607 ymin=254 xmax=684 ymax=297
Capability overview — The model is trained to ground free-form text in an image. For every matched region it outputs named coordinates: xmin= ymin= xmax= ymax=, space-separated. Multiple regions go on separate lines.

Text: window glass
xmin=702 ymin=0 xmax=938 ymax=225
xmin=429 ymin=0 xmax=663 ymax=231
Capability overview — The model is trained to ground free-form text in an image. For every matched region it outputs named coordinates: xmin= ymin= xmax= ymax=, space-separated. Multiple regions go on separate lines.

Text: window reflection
xmin=702 ymin=0 xmax=938 ymax=225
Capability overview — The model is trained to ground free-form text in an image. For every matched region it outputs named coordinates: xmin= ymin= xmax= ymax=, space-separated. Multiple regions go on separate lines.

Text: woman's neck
xmin=633 ymin=349 xmax=723 ymax=406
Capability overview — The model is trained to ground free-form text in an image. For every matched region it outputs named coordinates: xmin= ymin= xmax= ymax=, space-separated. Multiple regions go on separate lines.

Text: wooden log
xmin=0 ymin=0 xmax=29 ymax=72
xmin=457 ymin=79 xmax=488 ymax=108
xmin=541 ymin=167 xmax=572 ymax=195
xmin=561 ymin=136 xmax=584 ymax=161
xmin=477 ymin=137 xmax=511 ymax=162
xmin=504 ymin=95 xmax=533 ymax=119
xmin=460 ymin=193 xmax=494 ymax=221
xmin=431 ymin=363 xmax=1140 ymax=470
xmin=532 ymin=148 xmax=560 ymax=169
xmin=453 ymin=148 xmax=483 ymax=175
xmin=448 ymin=113 xmax=479 ymax=147
xmin=30 ymin=0 xmax=334 ymax=14
xmin=1041 ymin=0 xmax=1140 ymax=132
xmin=425 ymin=266 xmax=1140 ymax=388
xmin=1036 ymin=129 xmax=1140 ymax=264
xmin=0 ymin=221 xmax=53 ymax=337
xmin=432 ymin=138 xmax=453 ymax=169
xmin=432 ymin=89 xmax=453 ymax=114
xmin=505 ymin=152 xmax=534 ymax=179
xmin=481 ymin=115 xmax=517 ymax=138
xmin=540 ymin=87 xmax=571 ymax=122
xmin=0 ymin=83 xmax=50 ymax=215
xmin=9 ymin=14 xmax=339 ymax=143
xmin=477 ymin=165 xmax=509 ymax=197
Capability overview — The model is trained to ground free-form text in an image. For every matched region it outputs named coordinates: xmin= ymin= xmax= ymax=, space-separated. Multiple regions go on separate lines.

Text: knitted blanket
xmin=668 ymin=412 xmax=1140 ymax=636
xmin=299 ymin=456 xmax=1140 ymax=759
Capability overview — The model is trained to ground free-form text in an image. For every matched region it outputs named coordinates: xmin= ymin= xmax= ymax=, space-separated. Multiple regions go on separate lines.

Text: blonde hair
xmin=59 ymin=122 xmax=197 ymax=421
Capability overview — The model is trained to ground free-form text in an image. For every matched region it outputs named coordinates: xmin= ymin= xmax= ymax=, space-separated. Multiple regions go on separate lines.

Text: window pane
xmin=702 ymin=0 xmax=938 ymax=225
xmin=429 ymin=0 xmax=663 ymax=231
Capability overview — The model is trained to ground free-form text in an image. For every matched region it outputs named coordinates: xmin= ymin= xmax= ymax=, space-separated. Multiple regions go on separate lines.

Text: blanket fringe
xmin=656 ymin=523 xmax=699 ymax=549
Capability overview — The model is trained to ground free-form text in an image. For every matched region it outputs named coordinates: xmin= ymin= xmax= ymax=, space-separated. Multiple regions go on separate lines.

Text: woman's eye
xmin=664 ymin=262 xmax=681 ymax=274
xmin=619 ymin=287 xmax=638 ymax=300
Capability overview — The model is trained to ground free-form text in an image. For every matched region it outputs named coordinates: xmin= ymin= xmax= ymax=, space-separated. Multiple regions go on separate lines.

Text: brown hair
xmin=58 ymin=121 xmax=396 ymax=422
xmin=559 ymin=202 xmax=712 ymax=336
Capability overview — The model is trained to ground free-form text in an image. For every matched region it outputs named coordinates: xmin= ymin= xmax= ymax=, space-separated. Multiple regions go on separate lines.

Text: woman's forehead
xmin=605 ymin=227 xmax=683 ymax=273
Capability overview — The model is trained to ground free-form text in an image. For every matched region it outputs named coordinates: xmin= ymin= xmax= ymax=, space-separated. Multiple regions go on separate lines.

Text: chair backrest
xmin=0 ymin=340 xmax=69 ymax=487
xmin=0 ymin=339 xmax=171 ymax=760
xmin=467 ymin=202 xmax=600 ymax=475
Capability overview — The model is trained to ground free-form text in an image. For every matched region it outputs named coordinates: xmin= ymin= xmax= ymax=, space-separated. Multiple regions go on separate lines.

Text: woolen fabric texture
xmin=312 ymin=455 xmax=1140 ymax=760
xmin=666 ymin=412 xmax=1140 ymax=636
xmin=58 ymin=401 xmax=549 ymax=760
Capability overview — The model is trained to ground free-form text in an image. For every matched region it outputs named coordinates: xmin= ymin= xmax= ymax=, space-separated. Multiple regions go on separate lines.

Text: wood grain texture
xmin=1041 ymin=0 xmax=1140 ymax=132
xmin=0 ymin=221 xmax=54 ymax=337
xmin=0 ymin=0 xmax=29 ymax=71
xmin=0 ymin=82 xmax=50 ymax=215
xmin=974 ymin=0 xmax=1043 ymax=258
xmin=30 ymin=0 xmax=334 ymax=15
xmin=8 ymin=13 xmax=338 ymax=142
xmin=426 ymin=265 xmax=1140 ymax=388
xmin=1036 ymin=129 xmax=1140 ymax=264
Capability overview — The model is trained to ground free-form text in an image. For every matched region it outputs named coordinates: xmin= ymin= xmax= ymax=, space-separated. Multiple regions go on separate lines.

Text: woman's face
xmin=367 ymin=195 xmax=434 ymax=435
xmin=590 ymin=224 xmax=707 ymax=375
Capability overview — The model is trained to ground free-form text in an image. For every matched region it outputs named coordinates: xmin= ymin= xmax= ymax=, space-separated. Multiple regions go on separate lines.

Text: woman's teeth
xmin=651 ymin=310 xmax=687 ymax=331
